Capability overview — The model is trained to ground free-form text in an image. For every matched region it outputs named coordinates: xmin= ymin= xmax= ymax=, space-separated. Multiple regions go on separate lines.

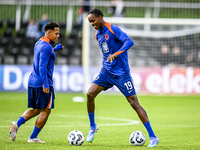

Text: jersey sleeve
xmin=112 ymin=25 xmax=134 ymax=55
xmin=39 ymin=44 xmax=52 ymax=89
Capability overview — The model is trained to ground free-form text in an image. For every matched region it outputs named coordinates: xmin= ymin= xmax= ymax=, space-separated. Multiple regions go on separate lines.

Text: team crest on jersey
xmin=105 ymin=34 xmax=109 ymax=40
xmin=101 ymin=42 xmax=109 ymax=53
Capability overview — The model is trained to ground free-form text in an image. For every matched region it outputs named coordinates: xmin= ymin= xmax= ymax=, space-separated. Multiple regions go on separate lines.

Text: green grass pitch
xmin=0 ymin=92 xmax=200 ymax=150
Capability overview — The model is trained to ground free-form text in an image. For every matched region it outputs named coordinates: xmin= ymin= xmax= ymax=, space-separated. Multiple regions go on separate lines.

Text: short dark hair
xmin=88 ymin=8 xmax=104 ymax=17
xmin=44 ymin=21 xmax=60 ymax=32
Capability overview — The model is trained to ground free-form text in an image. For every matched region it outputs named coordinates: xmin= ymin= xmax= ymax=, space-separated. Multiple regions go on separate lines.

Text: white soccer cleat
xmin=27 ymin=138 xmax=46 ymax=143
xmin=87 ymin=124 xmax=99 ymax=142
xmin=147 ymin=137 xmax=159 ymax=147
xmin=9 ymin=122 xmax=18 ymax=142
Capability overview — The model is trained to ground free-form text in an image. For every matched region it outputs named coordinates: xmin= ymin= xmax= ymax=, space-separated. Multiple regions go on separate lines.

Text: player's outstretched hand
xmin=53 ymin=44 xmax=64 ymax=52
xmin=107 ymin=53 xmax=117 ymax=63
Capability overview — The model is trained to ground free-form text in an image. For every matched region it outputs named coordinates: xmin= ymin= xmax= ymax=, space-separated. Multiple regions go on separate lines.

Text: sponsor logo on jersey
xmin=101 ymin=42 xmax=109 ymax=53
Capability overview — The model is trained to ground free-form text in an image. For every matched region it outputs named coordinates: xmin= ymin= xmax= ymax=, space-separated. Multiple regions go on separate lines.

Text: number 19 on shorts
xmin=124 ymin=81 xmax=133 ymax=91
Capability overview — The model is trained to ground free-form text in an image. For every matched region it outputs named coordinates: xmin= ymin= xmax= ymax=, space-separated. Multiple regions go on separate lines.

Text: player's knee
xmin=87 ymin=91 xmax=95 ymax=101
xmin=44 ymin=108 xmax=51 ymax=115
xmin=32 ymin=108 xmax=41 ymax=115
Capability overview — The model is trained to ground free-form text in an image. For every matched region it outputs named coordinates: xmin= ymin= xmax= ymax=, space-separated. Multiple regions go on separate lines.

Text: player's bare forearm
xmin=107 ymin=53 xmax=118 ymax=63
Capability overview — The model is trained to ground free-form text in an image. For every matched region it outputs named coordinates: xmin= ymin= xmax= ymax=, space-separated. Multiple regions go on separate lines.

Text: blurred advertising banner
xmin=0 ymin=65 xmax=199 ymax=94
xmin=131 ymin=67 xmax=200 ymax=94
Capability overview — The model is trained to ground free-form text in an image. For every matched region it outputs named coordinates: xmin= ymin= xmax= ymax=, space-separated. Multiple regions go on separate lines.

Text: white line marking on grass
xmin=0 ymin=115 xmax=140 ymax=128
xmin=57 ymin=115 xmax=140 ymax=126
xmin=95 ymin=116 xmax=140 ymax=126
xmin=1 ymin=115 xmax=199 ymax=128
xmin=1 ymin=124 xmax=199 ymax=128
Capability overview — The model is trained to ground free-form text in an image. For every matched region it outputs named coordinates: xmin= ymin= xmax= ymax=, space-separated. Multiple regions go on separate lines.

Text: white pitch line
xmin=0 ymin=115 xmax=140 ymax=128
xmin=0 ymin=115 xmax=199 ymax=128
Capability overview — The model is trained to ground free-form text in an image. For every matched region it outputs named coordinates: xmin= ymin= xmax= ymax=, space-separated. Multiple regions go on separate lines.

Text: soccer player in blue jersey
xmin=9 ymin=21 xmax=63 ymax=143
xmin=86 ymin=9 xmax=159 ymax=147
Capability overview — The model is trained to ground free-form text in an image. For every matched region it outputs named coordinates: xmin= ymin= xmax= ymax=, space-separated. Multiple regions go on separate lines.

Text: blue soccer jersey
xmin=95 ymin=22 xmax=134 ymax=76
xmin=28 ymin=37 xmax=56 ymax=89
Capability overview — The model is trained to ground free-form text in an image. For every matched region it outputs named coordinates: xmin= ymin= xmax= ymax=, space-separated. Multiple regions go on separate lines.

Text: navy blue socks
xmin=88 ymin=112 xmax=96 ymax=129
xmin=30 ymin=126 xmax=41 ymax=139
xmin=17 ymin=117 xmax=42 ymax=139
xmin=17 ymin=116 xmax=26 ymax=128
xmin=143 ymin=121 xmax=156 ymax=139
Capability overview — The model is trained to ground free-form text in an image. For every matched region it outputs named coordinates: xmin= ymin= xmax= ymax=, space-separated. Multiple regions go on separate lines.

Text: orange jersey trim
xmin=40 ymin=36 xmax=50 ymax=44
xmin=115 ymin=50 xmax=125 ymax=56
xmin=105 ymin=22 xmax=115 ymax=35
xmin=40 ymin=36 xmax=54 ymax=52
xmin=95 ymin=31 xmax=97 ymax=39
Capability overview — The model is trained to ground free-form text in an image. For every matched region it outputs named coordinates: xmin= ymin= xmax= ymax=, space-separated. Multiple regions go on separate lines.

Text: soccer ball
xmin=68 ymin=130 xmax=85 ymax=146
xmin=129 ymin=131 xmax=146 ymax=146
